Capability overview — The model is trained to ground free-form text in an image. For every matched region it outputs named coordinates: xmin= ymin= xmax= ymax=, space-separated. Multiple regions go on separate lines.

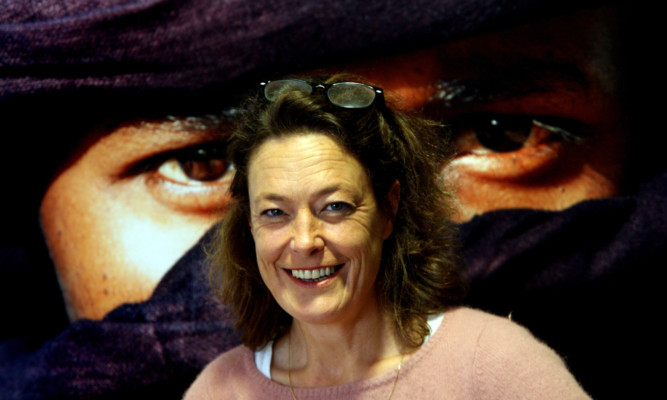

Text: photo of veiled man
xmin=1 ymin=0 xmax=662 ymax=398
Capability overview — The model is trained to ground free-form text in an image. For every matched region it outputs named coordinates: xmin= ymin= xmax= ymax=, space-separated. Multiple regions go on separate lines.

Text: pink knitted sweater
xmin=184 ymin=307 xmax=590 ymax=399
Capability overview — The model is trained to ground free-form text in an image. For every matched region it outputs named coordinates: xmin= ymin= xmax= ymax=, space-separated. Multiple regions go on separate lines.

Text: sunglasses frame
xmin=260 ymin=79 xmax=385 ymax=109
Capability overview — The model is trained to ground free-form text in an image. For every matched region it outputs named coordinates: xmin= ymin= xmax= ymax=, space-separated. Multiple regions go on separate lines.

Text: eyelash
xmin=324 ymin=202 xmax=351 ymax=213
xmin=134 ymin=141 xmax=233 ymax=213
xmin=127 ymin=141 xmax=230 ymax=177
xmin=445 ymin=113 xmax=591 ymax=153
xmin=262 ymin=209 xmax=285 ymax=217
xmin=260 ymin=202 xmax=353 ymax=218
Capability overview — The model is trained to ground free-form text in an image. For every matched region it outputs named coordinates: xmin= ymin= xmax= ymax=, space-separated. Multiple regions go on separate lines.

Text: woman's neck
xmin=270 ymin=304 xmax=413 ymax=387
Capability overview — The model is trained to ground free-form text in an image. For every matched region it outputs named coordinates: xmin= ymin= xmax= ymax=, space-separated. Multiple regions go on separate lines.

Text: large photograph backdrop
xmin=1 ymin=0 xmax=662 ymax=398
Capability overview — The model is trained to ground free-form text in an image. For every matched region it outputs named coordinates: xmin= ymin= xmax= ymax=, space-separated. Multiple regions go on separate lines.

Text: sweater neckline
xmin=245 ymin=307 xmax=459 ymax=396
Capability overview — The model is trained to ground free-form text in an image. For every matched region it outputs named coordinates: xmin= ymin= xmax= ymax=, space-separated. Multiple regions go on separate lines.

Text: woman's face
xmin=248 ymin=133 xmax=393 ymax=326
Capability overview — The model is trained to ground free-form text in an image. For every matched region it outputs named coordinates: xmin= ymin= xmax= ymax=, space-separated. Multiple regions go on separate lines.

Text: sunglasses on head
xmin=260 ymin=79 xmax=384 ymax=109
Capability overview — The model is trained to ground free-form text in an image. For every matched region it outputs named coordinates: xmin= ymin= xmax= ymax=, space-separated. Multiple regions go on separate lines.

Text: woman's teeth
xmin=291 ymin=266 xmax=337 ymax=282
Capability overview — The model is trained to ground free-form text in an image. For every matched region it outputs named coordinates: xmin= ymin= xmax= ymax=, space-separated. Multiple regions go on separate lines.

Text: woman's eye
xmin=262 ymin=209 xmax=285 ymax=217
xmin=156 ymin=144 xmax=232 ymax=184
xmin=323 ymin=202 xmax=351 ymax=213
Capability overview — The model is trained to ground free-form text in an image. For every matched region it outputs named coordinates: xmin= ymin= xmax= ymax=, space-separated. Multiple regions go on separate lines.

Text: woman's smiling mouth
xmin=288 ymin=265 xmax=344 ymax=282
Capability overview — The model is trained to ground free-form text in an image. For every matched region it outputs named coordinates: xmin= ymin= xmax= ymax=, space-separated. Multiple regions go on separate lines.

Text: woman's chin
xmin=281 ymin=295 xmax=351 ymax=326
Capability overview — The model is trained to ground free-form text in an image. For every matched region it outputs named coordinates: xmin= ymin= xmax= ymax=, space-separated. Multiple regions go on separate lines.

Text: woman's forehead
xmin=248 ymin=135 xmax=368 ymax=197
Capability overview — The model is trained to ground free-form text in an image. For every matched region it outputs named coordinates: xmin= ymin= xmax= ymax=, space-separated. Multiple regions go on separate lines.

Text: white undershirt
xmin=254 ymin=312 xmax=445 ymax=379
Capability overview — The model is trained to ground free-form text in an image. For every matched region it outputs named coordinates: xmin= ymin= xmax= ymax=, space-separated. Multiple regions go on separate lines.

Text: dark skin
xmin=333 ymin=5 xmax=626 ymax=221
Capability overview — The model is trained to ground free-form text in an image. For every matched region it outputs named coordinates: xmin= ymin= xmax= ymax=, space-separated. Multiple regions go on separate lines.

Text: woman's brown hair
xmin=208 ymin=75 xmax=466 ymax=350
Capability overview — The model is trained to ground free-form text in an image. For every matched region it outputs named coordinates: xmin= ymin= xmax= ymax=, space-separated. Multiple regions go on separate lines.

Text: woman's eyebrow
xmin=310 ymin=185 xmax=348 ymax=201
xmin=254 ymin=185 xmax=355 ymax=204
xmin=255 ymin=193 xmax=287 ymax=203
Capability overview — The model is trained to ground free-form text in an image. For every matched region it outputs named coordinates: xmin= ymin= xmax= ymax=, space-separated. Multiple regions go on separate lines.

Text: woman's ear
xmin=383 ymin=180 xmax=400 ymax=239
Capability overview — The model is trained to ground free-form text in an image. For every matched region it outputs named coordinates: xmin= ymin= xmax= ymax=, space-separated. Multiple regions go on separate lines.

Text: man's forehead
xmin=332 ymin=6 xmax=618 ymax=111
xmin=347 ymin=6 xmax=614 ymax=79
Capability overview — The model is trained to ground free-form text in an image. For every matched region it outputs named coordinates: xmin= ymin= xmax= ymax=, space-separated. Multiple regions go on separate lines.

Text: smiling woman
xmin=186 ymin=75 xmax=591 ymax=399
xmin=248 ymin=134 xmax=392 ymax=329
xmin=208 ymin=76 xmax=463 ymax=351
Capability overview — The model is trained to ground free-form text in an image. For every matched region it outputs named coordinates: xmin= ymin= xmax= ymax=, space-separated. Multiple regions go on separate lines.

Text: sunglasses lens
xmin=264 ymin=80 xmax=313 ymax=101
xmin=327 ymin=83 xmax=377 ymax=108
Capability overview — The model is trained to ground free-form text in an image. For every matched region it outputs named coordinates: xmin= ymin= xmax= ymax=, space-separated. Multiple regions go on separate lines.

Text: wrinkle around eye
xmin=262 ymin=209 xmax=286 ymax=217
xmin=323 ymin=202 xmax=351 ymax=212
xmin=255 ymin=209 xmax=290 ymax=229
xmin=320 ymin=202 xmax=355 ymax=220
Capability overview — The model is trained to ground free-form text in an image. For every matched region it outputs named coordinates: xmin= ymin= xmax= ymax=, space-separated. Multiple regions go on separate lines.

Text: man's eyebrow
xmin=428 ymin=60 xmax=590 ymax=108
xmin=155 ymin=110 xmax=240 ymax=133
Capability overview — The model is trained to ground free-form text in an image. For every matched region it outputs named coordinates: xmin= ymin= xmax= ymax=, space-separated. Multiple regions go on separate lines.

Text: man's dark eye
xmin=127 ymin=141 xmax=232 ymax=184
xmin=447 ymin=113 xmax=589 ymax=153
xmin=470 ymin=115 xmax=531 ymax=152
xmin=177 ymin=146 xmax=230 ymax=182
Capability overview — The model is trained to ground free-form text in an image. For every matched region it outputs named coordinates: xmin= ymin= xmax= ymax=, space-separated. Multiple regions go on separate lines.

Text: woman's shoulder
xmin=442 ymin=306 xmax=562 ymax=364
xmin=414 ymin=307 xmax=538 ymax=377
xmin=204 ymin=344 xmax=253 ymax=371
xmin=441 ymin=307 xmax=590 ymax=399
xmin=440 ymin=306 xmax=520 ymax=336
xmin=183 ymin=345 xmax=255 ymax=399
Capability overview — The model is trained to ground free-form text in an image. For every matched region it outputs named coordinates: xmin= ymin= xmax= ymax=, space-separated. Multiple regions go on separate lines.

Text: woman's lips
xmin=285 ymin=264 xmax=344 ymax=283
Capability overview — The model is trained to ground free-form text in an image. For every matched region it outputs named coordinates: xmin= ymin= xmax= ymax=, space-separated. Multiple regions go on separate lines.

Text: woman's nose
xmin=290 ymin=210 xmax=324 ymax=255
